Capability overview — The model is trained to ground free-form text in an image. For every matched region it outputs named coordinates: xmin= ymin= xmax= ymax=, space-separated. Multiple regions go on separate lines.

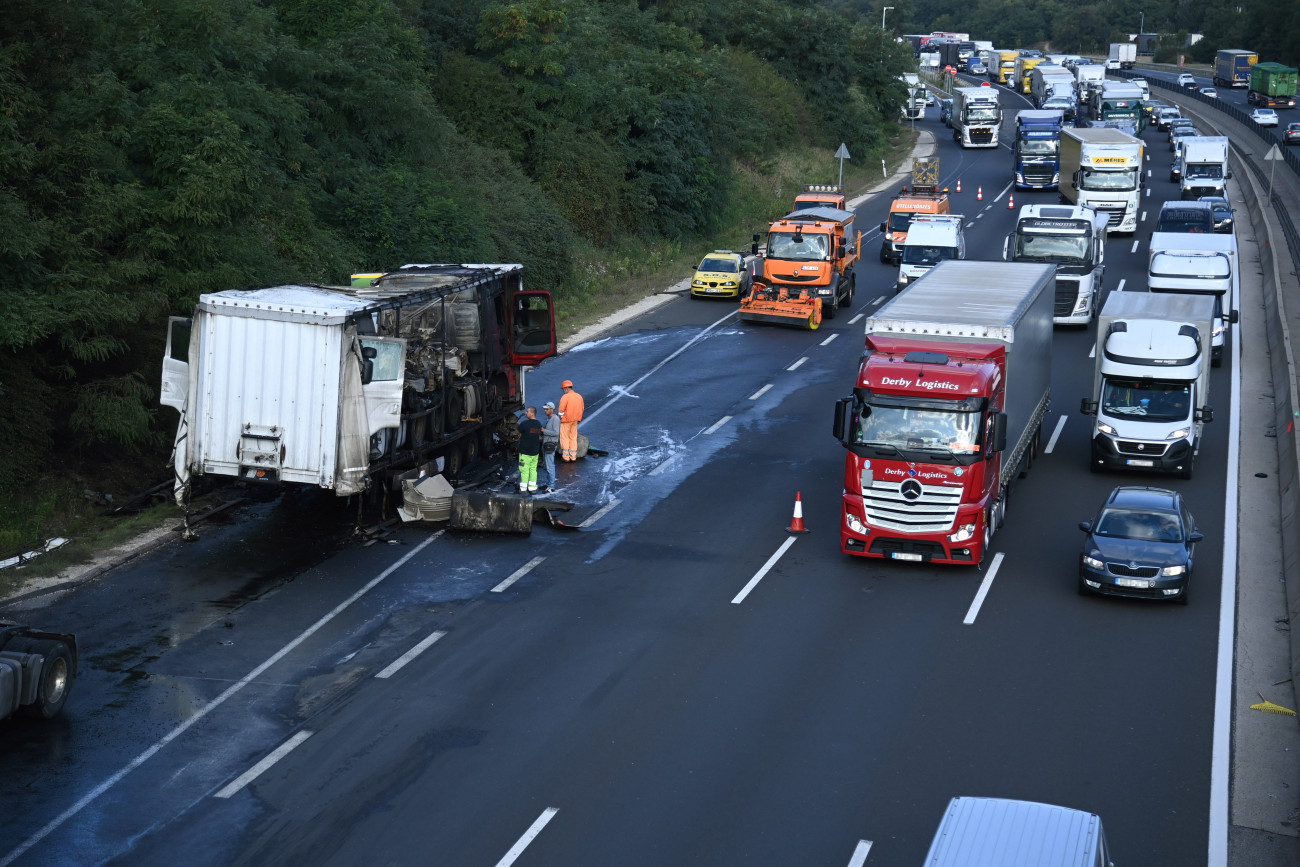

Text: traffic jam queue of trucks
xmin=833 ymin=261 xmax=1054 ymax=566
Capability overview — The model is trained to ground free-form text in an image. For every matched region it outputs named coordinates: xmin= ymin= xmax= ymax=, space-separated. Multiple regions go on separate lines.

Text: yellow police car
xmin=690 ymin=250 xmax=750 ymax=299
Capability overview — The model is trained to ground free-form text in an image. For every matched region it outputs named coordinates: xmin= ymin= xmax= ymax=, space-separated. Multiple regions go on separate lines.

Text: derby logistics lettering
xmin=879 ymin=375 xmax=961 ymax=391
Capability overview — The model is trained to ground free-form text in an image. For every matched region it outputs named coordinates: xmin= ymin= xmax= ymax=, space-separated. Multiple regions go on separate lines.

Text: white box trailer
xmin=1148 ymin=231 xmax=1240 ymax=366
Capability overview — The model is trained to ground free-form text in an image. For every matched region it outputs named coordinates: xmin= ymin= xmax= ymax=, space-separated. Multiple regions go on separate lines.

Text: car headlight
xmin=1097 ymin=422 xmax=1117 ymax=436
xmin=845 ymin=511 xmax=866 ymax=534
xmin=1083 ymin=554 xmax=1104 ymax=570
xmin=723 ymin=281 xmax=737 ymax=288
xmin=692 ymin=279 xmax=705 ymax=286
xmin=949 ymin=523 xmax=977 ymax=543
xmin=1166 ymin=428 xmax=1190 ymax=440
xmin=1160 ymin=564 xmax=1186 ymax=576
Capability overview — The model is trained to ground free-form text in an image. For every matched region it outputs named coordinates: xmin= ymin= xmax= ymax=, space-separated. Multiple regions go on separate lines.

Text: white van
xmin=923 ymin=797 xmax=1114 ymax=866
xmin=897 ymin=214 xmax=966 ymax=291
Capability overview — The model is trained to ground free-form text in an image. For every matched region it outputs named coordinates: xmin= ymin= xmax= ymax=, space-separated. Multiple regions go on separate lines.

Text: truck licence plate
xmin=892 ymin=552 xmax=923 ymax=561
xmin=1116 ymin=577 xmax=1152 ymax=589
xmin=1126 ymin=459 xmax=1154 ymax=467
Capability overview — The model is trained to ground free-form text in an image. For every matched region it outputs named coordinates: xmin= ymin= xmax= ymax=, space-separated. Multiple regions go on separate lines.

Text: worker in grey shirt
xmin=539 ymin=401 xmax=561 ymax=490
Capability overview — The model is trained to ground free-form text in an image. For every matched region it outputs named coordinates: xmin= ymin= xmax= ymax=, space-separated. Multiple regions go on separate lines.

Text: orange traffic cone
xmin=956 ymin=178 xmax=962 ymax=193
xmin=977 ymin=186 xmax=983 ymax=201
xmin=788 ymin=492 xmax=810 ymax=534
xmin=1007 ymin=192 xmax=1016 ymax=210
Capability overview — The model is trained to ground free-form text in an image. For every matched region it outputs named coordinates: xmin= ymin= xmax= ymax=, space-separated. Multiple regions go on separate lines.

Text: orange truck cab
xmin=793 ymin=183 xmax=848 ymax=213
xmin=740 ymin=207 xmax=861 ymax=327
xmin=879 ymin=157 xmax=950 ymax=265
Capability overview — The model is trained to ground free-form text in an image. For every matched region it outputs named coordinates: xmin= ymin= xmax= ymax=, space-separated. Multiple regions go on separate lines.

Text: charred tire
xmin=18 ymin=640 xmax=74 ymax=720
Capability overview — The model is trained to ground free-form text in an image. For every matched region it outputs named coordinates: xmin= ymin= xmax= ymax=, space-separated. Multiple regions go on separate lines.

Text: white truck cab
xmin=923 ymin=797 xmax=1114 ymax=867
xmin=896 ymin=215 xmax=966 ymax=291
xmin=1005 ymin=204 xmax=1108 ymax=324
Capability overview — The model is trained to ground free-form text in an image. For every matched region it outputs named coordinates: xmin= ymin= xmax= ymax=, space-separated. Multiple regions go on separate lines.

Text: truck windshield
xmin=964 ymin=105 xmax=999 ymax=123
xmin=766 ymin=231 xmax=829 ymax=261
xmin=1101 ymin=378 xmax=1192 ymax=422
xmin=902 ymin=245 xmax=959 ymax=266
xmin=1018 ymin=139 xmax=1059 ymax=156
xmin=1015 ymin=233 xmax=1088 ymax=263
xmin=888 ymin=212 xmax=917 ymax=233
xmin=1184 ymin=164 xmax=1223 ymax=180
xmin=855 ymin=405 xmax=982 ymax=454
xmin=1080 ymin=167 xmax=1139 ymax=191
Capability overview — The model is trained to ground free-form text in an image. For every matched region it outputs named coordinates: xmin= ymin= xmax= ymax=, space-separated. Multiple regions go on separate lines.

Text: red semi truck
xmin=832 ymin=261 xmax=1054 ymax=565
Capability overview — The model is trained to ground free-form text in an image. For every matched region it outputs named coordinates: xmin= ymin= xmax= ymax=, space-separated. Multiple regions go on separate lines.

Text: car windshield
xmin=1014 ymin=232 xmax=1088 ymax=263
xmin=1094 ymin=507 xmax=1183 ymax=542
xmin=1018 ymin=138 xmax=1059 ymax=156
xmin=1101 ymin=378 xmax=1192 ymax=421
xmin=902 ymin=244 xmax=958 ymax=266
xmin=854 ymin=405 xmax=982 ymax=454
xmin=698 ymin=258 xmax=738 ymax=273
xmin=1080 ymin=167 xmax=1139 ymax=192
xmin=766 ymin=231 xmax=829 ymax=261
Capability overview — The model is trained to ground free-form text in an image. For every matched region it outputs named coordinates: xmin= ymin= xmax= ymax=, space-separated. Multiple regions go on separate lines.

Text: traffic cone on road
xmin=977 ymin=186 xmax=983 ymax=201
xmin=1007 ymin=192 xmax=1016 ymax=210
xmin=788 ymin=492 xmax=810 ymax=534
xmin=956 ymin=178 xmax=962 ymax=193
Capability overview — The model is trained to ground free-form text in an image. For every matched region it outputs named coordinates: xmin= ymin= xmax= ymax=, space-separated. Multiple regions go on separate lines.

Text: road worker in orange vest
xmin=557 ymin=380 xmax=585 ymax=462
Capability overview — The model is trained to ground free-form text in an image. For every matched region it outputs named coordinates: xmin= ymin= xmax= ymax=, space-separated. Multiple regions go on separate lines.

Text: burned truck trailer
xmin=161 ymin=265 xmax=556 ymax=504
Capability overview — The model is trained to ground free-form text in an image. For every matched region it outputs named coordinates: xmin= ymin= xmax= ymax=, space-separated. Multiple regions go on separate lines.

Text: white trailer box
xmin=1148 ymin=231 xmax=1240 ymax=365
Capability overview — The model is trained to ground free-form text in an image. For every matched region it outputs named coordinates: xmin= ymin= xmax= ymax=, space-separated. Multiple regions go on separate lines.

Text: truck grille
xmin=863 ymin=480 xmax=962 ymax=532
xmin=1023 ymin=166 xmax=1056 ymax=186
xmin=1095 ymin=206 xmax=1127 ymax=228
xmin=1054 ymin=278 xmax=1081 ymax=316
xmin=1115 ymin=440 xmax=1169 ymax=456
xmin=1107 ymin=562 xmax=1160 ymax=578
xmin=968 ymin=128 xmax=994 ymax=145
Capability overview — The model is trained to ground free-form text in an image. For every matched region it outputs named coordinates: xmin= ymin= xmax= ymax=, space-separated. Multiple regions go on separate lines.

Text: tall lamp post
xmin=882 ymin=6 xmax=894 ymax=30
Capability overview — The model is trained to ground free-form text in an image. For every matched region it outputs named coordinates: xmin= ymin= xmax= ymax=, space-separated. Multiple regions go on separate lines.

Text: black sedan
xmin=1078 ymin=487 xmax=1202 ymax=604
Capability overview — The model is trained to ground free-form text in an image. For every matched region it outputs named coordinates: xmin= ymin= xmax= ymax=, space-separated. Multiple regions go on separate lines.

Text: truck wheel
xmin=807 ymin=311 xmax=821 ymax=331
xmin=824 ymin=297 xmax=837 ymax=320
xmin=879 ymin=246 xmax=890 ymax=264
xmin=19 ymin=641 xmax=74 ymax=720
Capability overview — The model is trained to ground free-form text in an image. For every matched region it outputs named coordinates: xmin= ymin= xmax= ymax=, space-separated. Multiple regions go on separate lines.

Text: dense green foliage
xmin=871 ymin=0 xmax=1299 ymax=67
xmin=0 ymin=0 xmax=913 ymax=507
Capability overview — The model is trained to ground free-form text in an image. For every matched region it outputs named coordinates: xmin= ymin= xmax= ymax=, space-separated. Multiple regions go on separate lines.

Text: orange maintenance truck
xmin=793 ymin=183 xmax=848 ymax=213
xmin=878 ymin=157 xmax=950 ymax=265
xmin=739 ymin=206 xmax=860 ymax=328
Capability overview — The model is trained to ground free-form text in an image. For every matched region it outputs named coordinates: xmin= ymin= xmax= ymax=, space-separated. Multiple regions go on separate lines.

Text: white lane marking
xmin=704 ymin=415 xmax=732 ymax=434
xmin=848 ymin=839 xmax=874 ymax=867
xmin=1141 ymin=210 xmax=1147 ymax=222
xmin=0 ymin=532 xmax=441 ymax=867
xmin=749 ymin=384 xmax=774 ymax=400
xmin=214 ymin=730 xmax=313 ymax=799
xmin=1208 ymin=264 xmax=1243 ymax=866
xmin=1130 ymin=240 xmax=1139 ymax=254
xmin=787 ymin=357 xmax=808 ymax=371
xmin=649 ymin=456 xmax=676 ymax=476
xmin=375 ymin=630 xmax=447 ymax=677
xmin=1044 ymin=415 xmax=1068 ymax=454
xmin=1147 ymin=169 xmax=1153 ymax=178
xmin=992 ymin=181 xmax=1013 ymax=203
xmin=492 ymin=556 xmax=546 ymax=594
xmin=494 ymin=808 xmax=560 ymax=867
xmin=850 ymin=312 xmax=866 ymax=324
xmin=579 ymin=499 xmax=621 ymax=528
xmin=585 ymin=311 xmax=736 ymax=425
xmin=1145 ymin=187 xmax=1151 ymax=197
xmin=1089 ymin=345 xmax=1096 ymax=358
xmin=963 ymin=552 xmax=1005 ymax=624
xmin=1116 ymin=278 xmax=1126 ymax=293
xmin=732 ymin=536 xmax=798 ymax=604
xmin=820 ymin=333 xmax=839 ymax=346
xmin=870 ymin=296 xmax=886 ymax=307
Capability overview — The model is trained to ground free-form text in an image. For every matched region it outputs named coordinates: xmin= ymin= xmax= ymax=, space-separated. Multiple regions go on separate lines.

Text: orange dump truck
xmin=878 ymin=157 xmax=950 ymax=265
xmin=739 ymin=206 xmax=860 ymax=329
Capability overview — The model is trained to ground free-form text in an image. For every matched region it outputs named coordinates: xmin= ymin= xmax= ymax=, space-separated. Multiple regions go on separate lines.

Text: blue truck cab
xmin=1013 ymin=109 xmax=1064 ymax=190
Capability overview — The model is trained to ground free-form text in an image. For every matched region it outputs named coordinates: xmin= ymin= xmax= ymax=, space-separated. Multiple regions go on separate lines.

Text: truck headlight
xmin=1073 ymin=294 xmax=1090 ymax=313
xmin=845 ymin=511 xmax=867 ymax=534
xmin=948 ymin=523 xmax=977 ymax=543
xmin=1097 ymin=422 xmax=1117 ymax=436
xmin=897 ymin=273 xmax=909 ymax=285
xmin=1160 ymin=564 xmax=1186 ymax=576
xmin=1166 ymin=428 xmax=1190 ymax=440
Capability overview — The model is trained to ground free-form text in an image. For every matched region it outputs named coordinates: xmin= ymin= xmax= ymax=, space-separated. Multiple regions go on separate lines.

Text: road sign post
xmin=1265 ymin=144 xmax=1284 ymax=201
xmin=835 ymin=143 xmax=851 ymax=187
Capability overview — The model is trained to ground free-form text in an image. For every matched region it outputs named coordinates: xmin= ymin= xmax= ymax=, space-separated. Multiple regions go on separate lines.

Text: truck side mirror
xmin=1080 ymin=398 xmax=1098 ymax=415
xmin=1197 ymin=406 xmax=1214 ymax=424
xmin=1229 ymin=310 xmax=1239 ymax=324
xmin=880 ymin=221 xmax=888 ymax=233
xmin=751 ymin=234 xmax=760 ymax=256
xmin=837 ymin=242 xmax=846 ymax=259
xmin=361 ymin=345 xmax=377 ymax=386
xmin=992 ymin=412 xmax=1008 ymax=453
xmin=1003 ymin=234 xmax=1012 ymax=261
xmin=1226 ymin=170 xmax=1233 ymax=179
xmin=833 ymin=397 xmax=853 ymax=442
xmin=1072 ymin=170 xmax=1080 ymax=190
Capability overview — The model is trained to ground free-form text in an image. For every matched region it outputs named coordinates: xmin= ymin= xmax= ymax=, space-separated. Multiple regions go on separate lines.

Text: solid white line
xmin=847 ymin=840 xmax=874 ymax=867
xmin=1116 ymin=278 xmax=1126 ymax=293
xmin=375 ymin=630 xmax=447 ymax=678
xmin=492 ymin=556 xmax=546 ymax=593
xmin=732 ymin=536 xmax=798 ymax=604
xmin=963 ymin=552 xmax=1004 ymax=624
xmin=992 ymin=181 xmax=1013 ymax=203
xmin=704 ymin=415 xmax=732 ymax=434
xmin=1207 ymin=266 xmax=1243 ymax=867
xmin=749 ymin=384 xmax=774 ymax=400
xmin=1044 ymin=415 xmax=1068 ymax=454
xmin=494 ymin=807 xmax=560 ymax=867
xmin=1130 ymin=240 xmax=1139 ymax=254
xmin=820 ymin=333 xmax=839 ymax=346
xmin=787 ymin=357 xmax=808 ymax=371
xmin=0 ymin=532 xmax=441 ymax=867
xmin=579 ymin=499 xmax=621 ymax=528
xmin=213 ymin=730 xmax=313 ymax=799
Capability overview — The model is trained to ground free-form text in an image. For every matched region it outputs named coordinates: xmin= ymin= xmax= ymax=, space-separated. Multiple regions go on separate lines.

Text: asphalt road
xmin=0 ymin=78 xmax=1250 ymax=866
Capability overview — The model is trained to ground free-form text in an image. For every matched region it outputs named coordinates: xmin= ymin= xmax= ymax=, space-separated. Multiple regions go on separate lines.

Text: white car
xmin=1177 ymin=73 xmax=1196 ymax=88
xmin=1200 ymin=86 xmax=1219 ymax=98
xmin=1252 ymin=108 xmax=1280 ymax=127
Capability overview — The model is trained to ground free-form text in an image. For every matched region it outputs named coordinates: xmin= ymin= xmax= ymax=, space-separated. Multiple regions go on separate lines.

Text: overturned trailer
xmin=161 ymin=265 xmax=556 ymax=508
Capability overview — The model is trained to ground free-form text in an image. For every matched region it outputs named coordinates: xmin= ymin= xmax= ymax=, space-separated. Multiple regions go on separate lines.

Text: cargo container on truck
xmin=1015 ymin=56 xmax=1045 ymax=94
xmin=1247 ymin=62 xmax=1298 ymax=108
xmin=1013 ymin=110 xmax=1063 ymax=189
xmin=1178 ymin=136 xmax=1230 ymax=200
xmin=161 ymin=265 xmax=557 ymax=507
xmin=1 ymin=621 xmax=79 ymax=722
xmin=1030 ymin=64 xmax=1075 ymax=106
xmin=1148 ymin=232 xmax=1240 ymax=366
xmin=1108 ymin=43 xmax=1137 ymax=70
xmin=833 ymin=261 xmax=1054 ymax=566
xmin=1004 ymin=204 xmax=1109 ymax=325
xmin=953 ymin=87 xmax=1002 ymax=148
xmin=1080 ymin=292 xmax=1215 ymax=479
xmin=1214 ymin=49 xmax=1257 ymax=88
xmin=1060 ymin=127 xmax=1144 ymax=233
xmin=994 ymin=50 xmax=1019 ymax=85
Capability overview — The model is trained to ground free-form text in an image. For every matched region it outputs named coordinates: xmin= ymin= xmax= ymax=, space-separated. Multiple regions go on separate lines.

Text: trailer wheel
xmin=19 ymin=641 xmax=74 ymax=720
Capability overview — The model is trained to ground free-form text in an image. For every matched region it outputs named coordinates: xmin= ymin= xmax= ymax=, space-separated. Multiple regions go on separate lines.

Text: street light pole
xmin=882 ymin=6 xmax=894 ymax=30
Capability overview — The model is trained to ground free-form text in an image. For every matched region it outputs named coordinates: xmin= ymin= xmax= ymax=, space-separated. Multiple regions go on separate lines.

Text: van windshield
xmin=902 ymin=245 xmax=959 ymax=266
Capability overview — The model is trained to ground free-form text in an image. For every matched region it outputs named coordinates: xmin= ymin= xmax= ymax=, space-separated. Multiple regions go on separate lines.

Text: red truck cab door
xmin=509 ymin=290 xmax=557 ymax=366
